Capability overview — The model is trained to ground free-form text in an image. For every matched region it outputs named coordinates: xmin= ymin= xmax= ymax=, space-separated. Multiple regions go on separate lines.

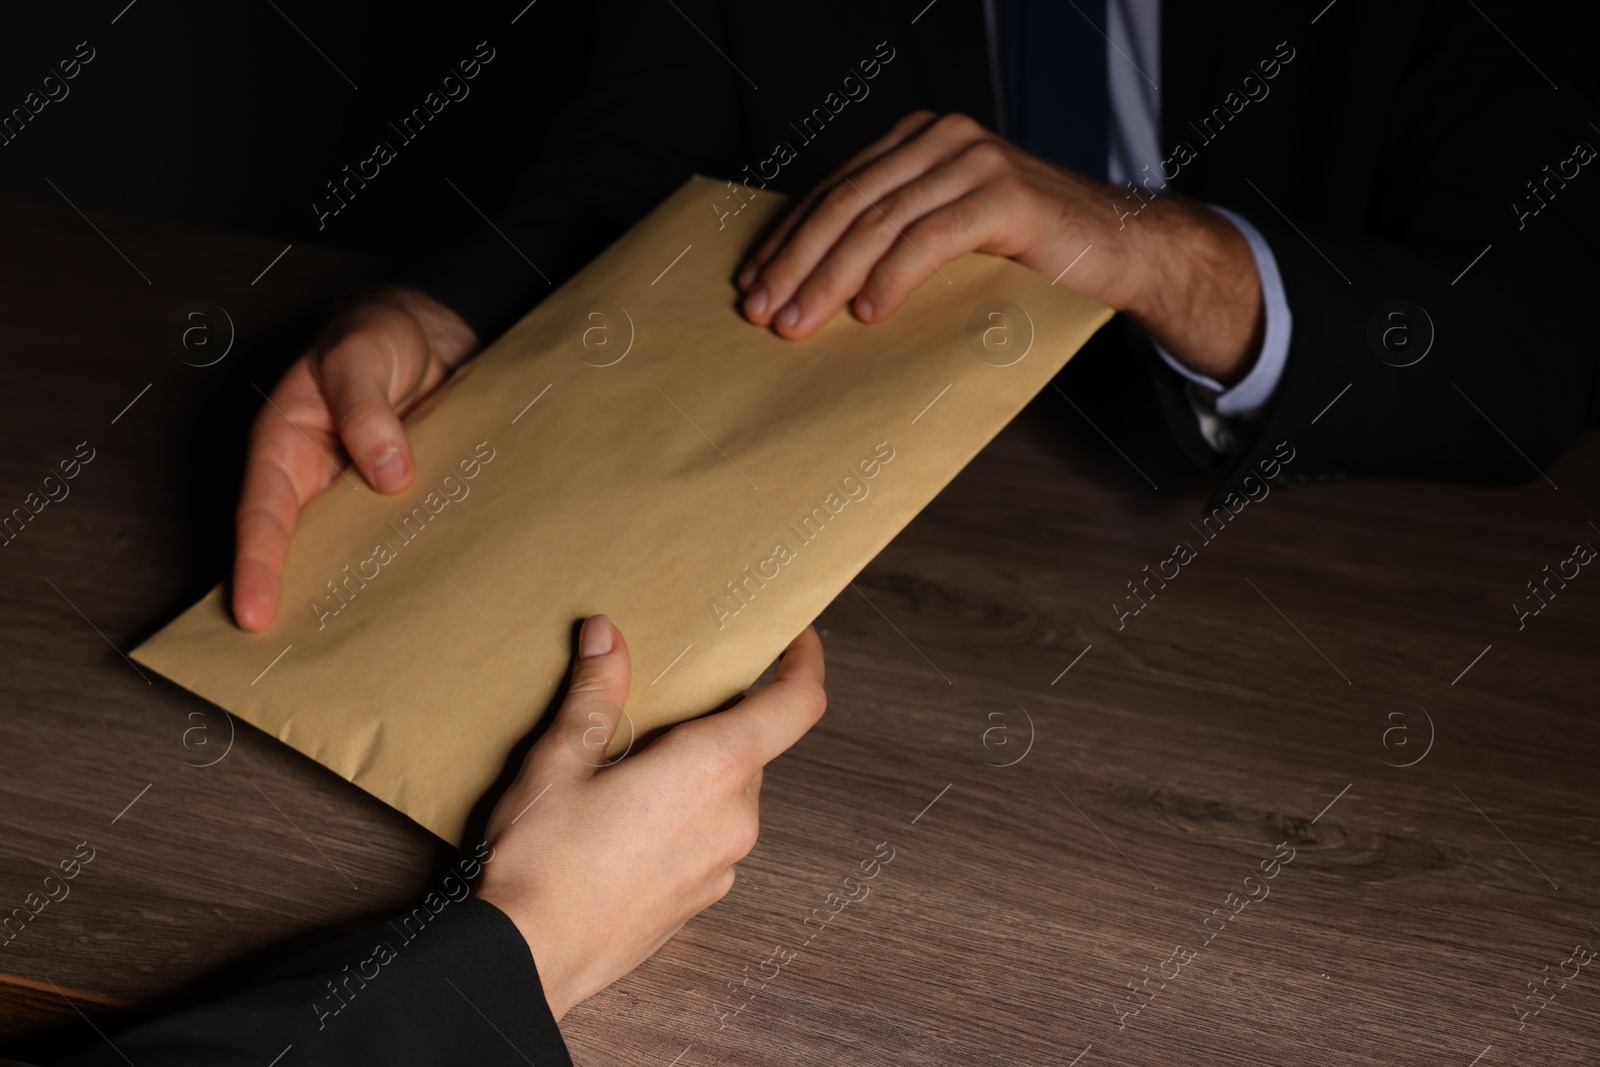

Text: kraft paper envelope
xmin=134 ymin=174 xmax=1111 ymax=845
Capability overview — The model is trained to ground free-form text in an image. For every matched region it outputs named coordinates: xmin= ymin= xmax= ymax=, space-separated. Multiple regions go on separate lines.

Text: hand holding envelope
xmin=231 ymin=288 xmax=481 ymax=634
xmin=133 ymin=175 xmax=1112 ymax=845
xmin=475 ymin=614 xmax=827 ymax=1022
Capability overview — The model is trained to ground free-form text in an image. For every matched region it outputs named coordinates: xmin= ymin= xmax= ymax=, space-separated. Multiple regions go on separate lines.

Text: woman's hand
xmin=232 ymin=287 xmax=478 ymax=632
xmin=475 ymin=615 xmax=827 ymax=1022
xmin=737 ymin=110 xmax=1263 ymax=384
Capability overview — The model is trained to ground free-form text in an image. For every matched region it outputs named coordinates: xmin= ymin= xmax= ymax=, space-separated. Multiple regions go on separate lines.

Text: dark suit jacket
xmin=61 ymin=3 xmax=1600 ymax=1062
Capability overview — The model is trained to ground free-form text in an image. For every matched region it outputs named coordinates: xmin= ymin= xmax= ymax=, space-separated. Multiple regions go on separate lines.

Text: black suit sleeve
xmin=1149 ymin=2 xmax=1600 ymax=510
xmin=59 ymin=899 xmax=571 ymax=1067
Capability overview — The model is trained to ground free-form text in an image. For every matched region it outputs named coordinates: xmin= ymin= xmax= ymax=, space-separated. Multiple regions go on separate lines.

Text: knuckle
xmin=756 ymin=249 xmax=803 ymax=295
xmin=670 ymin=720 xmax=750 ymax=783
xmin=519 ymin=743 xmax=565 ymax=784
xmin=989 ymin=171 xmax=1030 ymax=200
xmin=910 ymin=201 xmax=973 ymax=250
xmin=712 ymin=866 xmax=737 ymax=902
xmin=728 ymin=814 xmax=761 ymax=859
xmin=570 ymin=652 xmax=610 ymax=685
xmin=863 ymin=188 xmax=912 ymax=233
xmin=327 ymin=310 xmax=423 ymax=377
xmin=819 ymin=180 xmax=862 ymax=220
xmin=852 ymin=204 xmax=893 ymax=240
xmin=960 ymin=137 xmax=1008 ymax=171
xmin=339 ymin=395 xmax=395 ymax=436
xmin=705 ymin=729 xmax=755 ymax=782
xmin=934 ymin=111 xmax=982 ymax=138
xmin=563 ymin=684 xmax=624 ymax=735
xmin=248 ymin=391 xmax=301 ymax=439
xmin=665 ymin=714 xmax=716 ymax=751
xmin=562 ymin=696 xmax=604 ymax=735
xmin=789 ymin=264 xmax=842 ymax=311
xmin=905 ymin=214 xmax=953 ymax=253
xmin=792 ymin=677 xmax=828 ymax=722
xmin=235 ymin=501 xmax=290 ymax=542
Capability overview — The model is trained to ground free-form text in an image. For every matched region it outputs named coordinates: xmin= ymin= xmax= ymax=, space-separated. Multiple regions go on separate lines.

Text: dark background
xmin=0 ymin=0 xmax=592 ymax=258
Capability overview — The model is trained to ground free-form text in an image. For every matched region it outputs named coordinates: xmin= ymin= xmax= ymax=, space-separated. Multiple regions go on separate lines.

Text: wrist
xmin=1121 ymin=197 xmax=1264 ymax=385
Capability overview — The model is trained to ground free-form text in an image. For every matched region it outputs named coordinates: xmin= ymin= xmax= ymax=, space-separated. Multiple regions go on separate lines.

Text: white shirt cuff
xmin=1151 ymin=205 xmax=1293 ymax=418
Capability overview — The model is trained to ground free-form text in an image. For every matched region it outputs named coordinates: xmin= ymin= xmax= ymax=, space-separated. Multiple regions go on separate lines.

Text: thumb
xmin=550 ymin=615 xmax=634 ymax=771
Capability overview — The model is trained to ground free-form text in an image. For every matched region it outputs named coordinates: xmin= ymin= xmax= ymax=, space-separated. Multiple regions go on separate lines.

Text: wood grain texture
xmin=2 ymin=197 xmax=1597 ymax=1065
xmin=0 ymin=197 xmax=453 ymax=1055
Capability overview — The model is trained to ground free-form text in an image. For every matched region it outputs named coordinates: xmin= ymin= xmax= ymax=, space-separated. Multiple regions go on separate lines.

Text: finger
xmin=738 ymin=110 xmax=941 ymax=289
xmin=743 ymin=115 xmax=992 ymax=326
xmin=231 ymin=364 xmax=348 ymax=631
xmin=772 ymin=143 xmax=1002 ymax=337
xmin=857 ymin=184 xmax=1017 ymax=322
xmin=699 ymin=627 xmax=827 ymax=772
xmin=232 ymin=471 xmax=296 ymax=633
xmin=318 ymin=330 xmax=422 ymax=494
xmin=546 ymin=615 xmax=632 ymax=775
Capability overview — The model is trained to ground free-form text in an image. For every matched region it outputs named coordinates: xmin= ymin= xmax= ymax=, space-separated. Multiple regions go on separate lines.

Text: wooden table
xmin=3 ymin=197 xmax=1597 ymax=1066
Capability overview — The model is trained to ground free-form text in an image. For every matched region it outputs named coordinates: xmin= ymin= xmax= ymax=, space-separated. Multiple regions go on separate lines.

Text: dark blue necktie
xmin=1002 ymin=0 xmax=1109 ymax=180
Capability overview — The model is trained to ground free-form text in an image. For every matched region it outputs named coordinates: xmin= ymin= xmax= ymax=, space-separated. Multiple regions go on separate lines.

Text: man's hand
xmin=737 ymin=111 xmax=1264 ymax=383
xmin=475 ymin=616 xmax=827 ymax=1022
xmin=232 ymin=287 xmax=478 ymax=632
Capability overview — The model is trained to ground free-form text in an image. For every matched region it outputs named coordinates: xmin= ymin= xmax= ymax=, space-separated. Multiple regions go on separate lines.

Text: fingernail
xmin=745 ymin=286 xmax=768 ymax=319
xmin=737 ymin=263 xmax=758 ymax=291
xmin=855 ymin=297 xmax=873 ymax=321
xmin=580 ymin=614 xmax=614 ymax=658
xmin=373 ymin=448 xmax=407 ymax=492
xmin=777 ymin=303 xmax=800 ymax=330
